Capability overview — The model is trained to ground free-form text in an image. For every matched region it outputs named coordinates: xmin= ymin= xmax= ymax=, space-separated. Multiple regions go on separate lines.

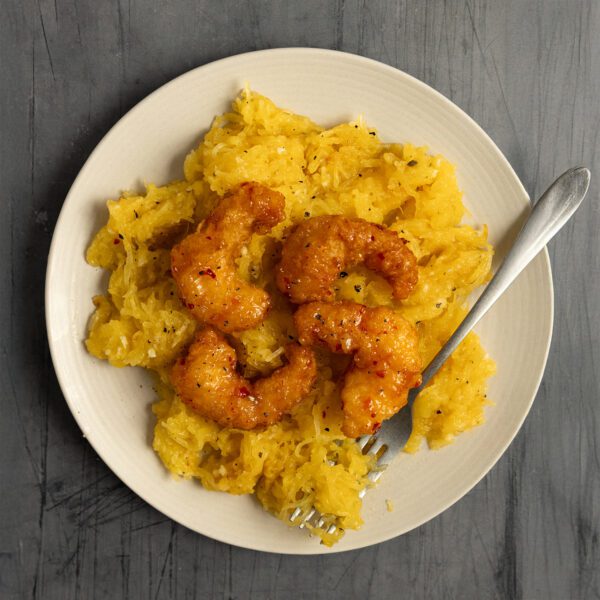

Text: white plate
xmin=45 ymin=48 xmax=553 ymax=554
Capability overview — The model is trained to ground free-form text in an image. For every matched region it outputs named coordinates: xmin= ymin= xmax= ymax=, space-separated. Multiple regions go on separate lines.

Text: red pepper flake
xmin=335 ymin=343 xmax=343 ymax=352
xmin=179 ymin=358 xmax=186 ymax=366
xmin=239 ymin=386 xmax=250 ymax=397
xmin=371 ymin=412 xmax=376 ymax=418
xmin=204 ymin=268 xmax=216 ymax=279
xmin=377 ymin=252 xmax=385 ymax=260
xmin=113 ymin=238 xmax=120 ymax=245
xmin=187 ymin=303 xmax=195 ymax=309
xmin=372 ymin=422 xmax=381 ymax=433
xmin=375 ymin=370 xmax=385 ymax=378
xmin=322 ymin=411 xmax=327 ymax=418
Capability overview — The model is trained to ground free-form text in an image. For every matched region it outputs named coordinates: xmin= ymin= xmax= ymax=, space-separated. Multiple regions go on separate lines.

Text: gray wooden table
xmin=1 ymin=1 xmax=599 ymax=598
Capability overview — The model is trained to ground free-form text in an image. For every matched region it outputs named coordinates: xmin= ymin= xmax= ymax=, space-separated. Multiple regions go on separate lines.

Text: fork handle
xmin=415 ymin=167 xmax=590 ymax=394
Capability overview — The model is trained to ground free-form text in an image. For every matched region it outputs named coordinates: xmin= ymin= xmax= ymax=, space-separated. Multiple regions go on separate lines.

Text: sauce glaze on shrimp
xmin=171 ymin=182 xmax=285 ymax=332
xmin=276 ymin=215 xmax=418 ymax=304
xmin=294 ymin=301 xmax=422 ymax=437
xmin=172 ymin=327 xmax=317 ymax=429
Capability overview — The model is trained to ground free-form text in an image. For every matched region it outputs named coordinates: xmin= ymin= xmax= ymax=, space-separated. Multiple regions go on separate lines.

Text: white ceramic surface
xmin=45 ymin=48 xmax=553 ymax=554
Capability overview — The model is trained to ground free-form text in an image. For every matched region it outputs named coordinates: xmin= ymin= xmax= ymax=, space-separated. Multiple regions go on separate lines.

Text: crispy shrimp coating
xmin=172 ymin=327 xmax=317 ymax=429
xmin=294 ymin=301 xmax=422 ymax=437
xmin=276 ymin=215 xmax=418 ymax=304
xmin=171 ymin=182 xmax=285 ymax=332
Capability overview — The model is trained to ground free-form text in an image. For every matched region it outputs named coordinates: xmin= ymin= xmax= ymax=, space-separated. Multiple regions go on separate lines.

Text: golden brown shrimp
xmin=172 ymin=327 xmax=317 ymax=429
xmin=294 ymin=301 xmax=422 ymax=437
xmin=276 ymin=215 xmax=418 ymax=304
xmin=171 ymin=182 xmax=285 ymax=332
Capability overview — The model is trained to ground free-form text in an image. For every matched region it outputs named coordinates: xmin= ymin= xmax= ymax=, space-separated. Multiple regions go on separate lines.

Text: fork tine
xmin=300 ymin=507 xmax=316 ymax=528
xmin=365 ymin=438 xmax=386 ymax=457
xmin=357 ymin=435 xmax=373 ymax=451
xmin=289 ymin=507 xmax=302 ymax=522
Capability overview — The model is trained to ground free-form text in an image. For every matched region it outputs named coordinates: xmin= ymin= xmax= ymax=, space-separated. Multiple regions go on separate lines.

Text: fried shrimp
xmin=276 ymin=215 xmax=418 ymax=304
xmin=171 ymin=182 xmax=285 ymax=332
xmin=172 ymin=327 xmax=317 ymax=429
xmin=294 ymin=301 xmax=422 ymax=437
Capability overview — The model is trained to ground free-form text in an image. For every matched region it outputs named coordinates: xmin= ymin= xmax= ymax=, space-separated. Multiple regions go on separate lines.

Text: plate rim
xmin=45 ymin=47 xmax=555 ymax=554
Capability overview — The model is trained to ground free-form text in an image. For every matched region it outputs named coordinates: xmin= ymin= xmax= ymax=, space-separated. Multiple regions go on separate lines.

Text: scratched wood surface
xmin=1 ymin=1 xmax=599 ymax=598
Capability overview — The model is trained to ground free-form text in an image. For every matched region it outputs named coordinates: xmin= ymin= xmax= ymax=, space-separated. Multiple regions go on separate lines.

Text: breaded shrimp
xmin=171 ymin=182 xmax=285 ymax=332
xmin=294 ymin=301 xmax=422 ymax=437
xmin=172 ymin=327 xmax=317 ymax=429
xmin=276 ymin=215 xmax=418 ymax=304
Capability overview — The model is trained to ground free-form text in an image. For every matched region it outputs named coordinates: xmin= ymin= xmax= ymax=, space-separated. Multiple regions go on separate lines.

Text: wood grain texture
xmin=1 ymin=1 xmax=598 ymax=598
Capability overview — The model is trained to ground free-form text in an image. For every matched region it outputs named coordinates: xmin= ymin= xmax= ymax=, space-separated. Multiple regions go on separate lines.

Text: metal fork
xmin=290 ymin=167 xmax=591 ymax=537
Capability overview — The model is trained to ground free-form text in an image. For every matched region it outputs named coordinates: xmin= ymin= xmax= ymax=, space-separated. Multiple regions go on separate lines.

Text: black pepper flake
xmin=133 ymin=210 xmax=139 ymax=218
xmin=324 ymin=427 xmax=330 ymax=432
xmin=304 ymin=211 xmax=310 ymax=217
xmin=436 ymin=409 xmax=442 ymax=414
xmin=339 ymin=271 xmax=348 ymax=278
xmin=369 ymin=131 xmax=376 ymax=136
xmin=435 ymin=302 xmax=442 ymax=308
xmin=407 ymin=160 xmax=418 ymax=167
xmin=118 ymin=233 xmax=124 ymax=240
xmin=354 ymin=284 xmax=362 ymax=293
xmin=163 ymin=327 xmax=167 ymax=333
